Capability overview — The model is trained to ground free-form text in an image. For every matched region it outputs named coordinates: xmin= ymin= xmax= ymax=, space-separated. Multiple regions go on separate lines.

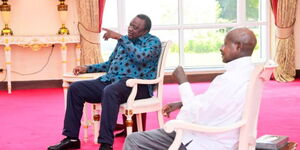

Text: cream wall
xmin=0 ymin=0 xmax=79 ymax=81
xmin=295 ymin=1 xmax=300 ymax=69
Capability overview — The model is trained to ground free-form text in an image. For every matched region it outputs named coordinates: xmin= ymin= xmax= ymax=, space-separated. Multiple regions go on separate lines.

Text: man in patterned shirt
xmin=48 ymin=14 xmax=162 ymax=150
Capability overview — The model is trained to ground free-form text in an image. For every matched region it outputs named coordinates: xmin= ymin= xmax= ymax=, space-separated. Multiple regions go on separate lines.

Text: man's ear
xmin=142 ymin=30 xmax=148 ymax=36
xmin=234 ymin=42 xmax=242 ymax=53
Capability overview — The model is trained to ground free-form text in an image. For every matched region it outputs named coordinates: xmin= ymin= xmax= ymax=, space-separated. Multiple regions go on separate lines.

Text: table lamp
xmin=0 ymin=0 xmax=13 ymax=36
xmin=57 ymin=0 xmax=69 ymax=35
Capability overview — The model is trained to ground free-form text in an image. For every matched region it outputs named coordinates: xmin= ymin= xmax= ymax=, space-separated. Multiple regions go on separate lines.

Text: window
xmin=125 ymin=0 xmax=178 ymax=25
xmin=101 ymin=0 xmax=270 ymax=70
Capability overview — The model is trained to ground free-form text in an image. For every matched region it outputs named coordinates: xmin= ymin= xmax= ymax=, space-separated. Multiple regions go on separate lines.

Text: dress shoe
xmin=99 ymin=143 xmax=113 ymax=150
xmin=114 ymin=123 xmax=125 ymax=131
xmin=48 ymin=138 xmax=80 ymax=150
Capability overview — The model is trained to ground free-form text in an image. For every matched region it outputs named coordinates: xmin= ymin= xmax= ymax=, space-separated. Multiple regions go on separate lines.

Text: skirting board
xmin=0 ymin=70 xmax=299 ymax=90
xmin=0 ymin=74 xmax=219 ymax=90
xmin=297 ymin=70 xmax=300 ymax=79
xmin=0 ymin=80 xmax=63 ymax=90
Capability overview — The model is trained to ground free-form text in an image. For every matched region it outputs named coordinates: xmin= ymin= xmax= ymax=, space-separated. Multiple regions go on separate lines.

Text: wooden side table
xmin=280 ymin=142 xmax=297 ymax=150
xmin=256 ymin=142 xmax=297 ymax=150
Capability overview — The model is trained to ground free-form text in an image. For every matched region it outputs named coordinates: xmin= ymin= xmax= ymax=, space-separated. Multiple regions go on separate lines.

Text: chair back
xmin=120 ymin=40 xmax=172 ymax=134
xmin=155 ymin=41 xmax=171 ymax=99
xmin=238 ymin=61 xmax=277 ymax=150
xmin=157 ymin=41 xmax=172 ymax=78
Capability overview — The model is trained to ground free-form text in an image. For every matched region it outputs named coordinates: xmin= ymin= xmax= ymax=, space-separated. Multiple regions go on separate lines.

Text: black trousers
xmin=62 ymin=78 xmax=150 ymax=145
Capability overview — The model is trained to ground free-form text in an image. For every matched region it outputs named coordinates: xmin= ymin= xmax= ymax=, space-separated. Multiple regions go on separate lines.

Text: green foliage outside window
xmin=184 ymin=30 xmax=225 ymax=53
xmin=246 ymin=0 xmax=259 ymax=21
xmin=174 ymin=0 xmax=259 ymax=54
xmin=216 ymin=0 xmax=259 ymax=21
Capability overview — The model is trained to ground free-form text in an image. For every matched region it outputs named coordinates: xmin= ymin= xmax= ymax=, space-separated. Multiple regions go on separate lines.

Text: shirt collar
xmin=225 ymin=56 xmax=252 ymax=71
xmin=137 ymin=33 xmax=150 ymax=41
xmin=128 ymin=33 xmax=150 ymax=43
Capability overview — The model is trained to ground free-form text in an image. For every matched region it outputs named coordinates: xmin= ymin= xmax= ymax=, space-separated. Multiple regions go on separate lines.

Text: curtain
xmin=270 ymin=0 xmax=297 ymax=82
xmin=76 ymin=0 xmax=106 ymax=65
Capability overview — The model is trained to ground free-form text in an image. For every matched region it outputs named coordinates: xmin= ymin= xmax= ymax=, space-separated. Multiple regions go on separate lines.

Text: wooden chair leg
xmin=136 ymin=113 xmax=143 ymax=132
xmin=125 ymin=115 xmax=133 ymax=135
xmin=82 ymin=103 xmax=89 ymax=142
xmin=62 ymin=81 xmax=69 ymax=110
xmin=92 ymin=104 xmax=101 ymax=144
xmin=158 ymin=110 xmax=164 ymax=128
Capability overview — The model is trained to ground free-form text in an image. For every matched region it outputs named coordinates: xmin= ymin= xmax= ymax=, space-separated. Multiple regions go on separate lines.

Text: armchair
xmin=164 ymin=61 xmax=277 ymax=150
xmin=62 ymin=40 xmax=172 ymax=143
xmin=119 ymin=40 xmax=172 ymax=134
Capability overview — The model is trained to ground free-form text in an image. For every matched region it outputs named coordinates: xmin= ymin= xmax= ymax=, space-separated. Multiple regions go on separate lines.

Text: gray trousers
xmin=123 ymin=128 xmax=187 ymax=150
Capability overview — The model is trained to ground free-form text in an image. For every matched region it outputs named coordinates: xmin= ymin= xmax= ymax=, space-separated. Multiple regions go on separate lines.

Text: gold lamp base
xmin=1 ymin=24 xmax=13 ymax=36
xmin=58 ymin=24 xmax=69 ymax=35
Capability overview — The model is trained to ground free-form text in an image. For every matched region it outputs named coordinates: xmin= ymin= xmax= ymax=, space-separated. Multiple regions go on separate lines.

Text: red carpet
xmin=0 ymin=79 xmax=299 ymax=150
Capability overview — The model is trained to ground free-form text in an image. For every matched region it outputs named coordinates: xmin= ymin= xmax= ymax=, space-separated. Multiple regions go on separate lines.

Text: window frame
xmin=103 ymin=0 xmax=271 ymax=71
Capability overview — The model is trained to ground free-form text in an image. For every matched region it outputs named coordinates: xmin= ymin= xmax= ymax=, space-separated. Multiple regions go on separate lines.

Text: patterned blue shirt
xmin=86 ymin=33 xmax=162 ymax=95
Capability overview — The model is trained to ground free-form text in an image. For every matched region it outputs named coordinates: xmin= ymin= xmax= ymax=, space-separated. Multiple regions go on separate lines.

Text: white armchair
xmin=94 ymin=40 xmax=172 ymax=136
xmin=119 ymin=40 xmax=172 ymax=134
xmin=63 ymin=40 xmax=172 ymax=143
xmin=164 ymin=61 xmax=277 ymax=150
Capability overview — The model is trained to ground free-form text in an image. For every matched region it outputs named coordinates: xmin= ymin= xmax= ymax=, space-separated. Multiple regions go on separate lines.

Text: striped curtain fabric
xmin=270 ymin=0 xmax=298 ymax=82
xmin=76 ymin=0 xmax=106 ymax=65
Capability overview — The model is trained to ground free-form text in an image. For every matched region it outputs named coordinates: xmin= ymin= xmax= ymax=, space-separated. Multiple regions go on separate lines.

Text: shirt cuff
xmin=86 ymin=65 xmax=93 ymax=73
xmin=178 ymin=82 xmax=190 ymax=90
xmin=178 ymin=82 xmax=194 ymax=105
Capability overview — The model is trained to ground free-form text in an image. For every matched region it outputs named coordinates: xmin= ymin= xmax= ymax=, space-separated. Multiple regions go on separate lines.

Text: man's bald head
xmin=220 ymin=27 xmax=257 ymax=63
xmin=226 ymin=27 xmax=257 ymax=56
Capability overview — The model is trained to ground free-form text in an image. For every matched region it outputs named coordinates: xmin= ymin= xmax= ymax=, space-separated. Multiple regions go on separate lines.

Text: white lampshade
xmin=1 ymin=11 xmax=10 ymax=24
xmin=59 ymin=10 xmax=67 ymax=25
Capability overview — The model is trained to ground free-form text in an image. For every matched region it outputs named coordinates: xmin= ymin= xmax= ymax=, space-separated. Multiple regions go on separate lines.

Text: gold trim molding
xmin=20 ymin=44 xmax=50 ymax=51
xmin=0 ymin=35 xmax=80 ymax=51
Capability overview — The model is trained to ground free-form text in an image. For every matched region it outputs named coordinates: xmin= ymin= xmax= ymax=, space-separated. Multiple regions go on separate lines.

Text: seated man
xmin=123 ymin=27 xmax=257 ymax=150
xmin=48 ymin=14 xmax=162 ymax=150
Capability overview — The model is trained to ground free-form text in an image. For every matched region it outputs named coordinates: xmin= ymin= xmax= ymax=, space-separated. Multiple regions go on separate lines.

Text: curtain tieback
xmin=276 ymin=25 xmax=294 ymax=39
xmin=78 ymin=23 xmax=100 ymax=44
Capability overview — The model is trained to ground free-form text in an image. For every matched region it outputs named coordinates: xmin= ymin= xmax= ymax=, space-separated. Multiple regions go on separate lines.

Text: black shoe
xmin=48 ymin=138 xmax=80 ymax=150
xmin=114 ymin=123 xmax=125 ymax=131
xmin=99 ymin=143 xmax=113 ymax=150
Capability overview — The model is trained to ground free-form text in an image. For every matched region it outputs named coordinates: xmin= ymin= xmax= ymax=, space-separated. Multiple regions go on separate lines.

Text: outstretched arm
xmin=102 ymin=28 xmax=122 ymax=40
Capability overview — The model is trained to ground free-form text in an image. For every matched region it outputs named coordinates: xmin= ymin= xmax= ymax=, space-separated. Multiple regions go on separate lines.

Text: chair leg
xmin=82 ymin=103 xmax=89 ymax=142
xmin=125 ymin=114 xmax=133 ymax=135
xmin=92 ymin=104 xmax=101 ymax=144
xmin=157 ymin=110 xmax=164 ymax=128
xmin=62 ymin=82 xmax=69 ymax=110
xmin=136 ymin=113 xmax=143 ymax=132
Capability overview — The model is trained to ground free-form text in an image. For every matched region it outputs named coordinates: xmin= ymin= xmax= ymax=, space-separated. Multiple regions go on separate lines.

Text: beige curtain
xmin=76 ymin=0 xmax=104 ymax=65
xmin=271 ymin=0 xmax=297 ymax=82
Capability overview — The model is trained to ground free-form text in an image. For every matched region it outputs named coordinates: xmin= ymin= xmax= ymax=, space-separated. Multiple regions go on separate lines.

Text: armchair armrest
xmin=164 ymin=120 xmax=247 ymax=150
xmin=164 ymin=120 xmax=246 ymax=134
xmin=124 ymin=76 xmax=163 ymax=107
xmin=260 ymin=61 xmax=277 ymax=81
xmin=126 ymin=77 xmax=163 ymax=87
